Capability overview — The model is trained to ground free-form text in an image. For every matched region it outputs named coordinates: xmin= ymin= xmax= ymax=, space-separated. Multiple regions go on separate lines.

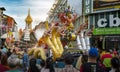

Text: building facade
xmin=0 ymin=7 xmax=17 ymax=47
xmin=84 ymin=0 xmax=120 ymax=50
xmin=48 ymin=0 xmax=67 ymax=22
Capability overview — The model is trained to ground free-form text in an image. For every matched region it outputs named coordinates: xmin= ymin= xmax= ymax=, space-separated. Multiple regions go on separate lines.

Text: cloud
xmin=0 ymin=0 xmax=54 ymax=29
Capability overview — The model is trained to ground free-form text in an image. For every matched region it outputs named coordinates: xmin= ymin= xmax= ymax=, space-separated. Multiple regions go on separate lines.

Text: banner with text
xmin=84 ymin=0 xmax=92 ymax=15
xmin=93 ymin=0 xmax=120 ymax=12
xmin=93 ymin=28 xmax=120 ymax=35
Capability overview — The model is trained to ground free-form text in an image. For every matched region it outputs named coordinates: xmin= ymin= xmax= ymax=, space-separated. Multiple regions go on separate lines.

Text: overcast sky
xmin=0 ymin=0 xmax=54 ymax=29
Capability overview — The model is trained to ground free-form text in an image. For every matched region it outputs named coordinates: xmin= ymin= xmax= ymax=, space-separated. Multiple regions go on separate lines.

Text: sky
xmin=68 ymin=0 xmax=82 ymax=16
xmin=0 ymin=0 xmax=55 ymax=29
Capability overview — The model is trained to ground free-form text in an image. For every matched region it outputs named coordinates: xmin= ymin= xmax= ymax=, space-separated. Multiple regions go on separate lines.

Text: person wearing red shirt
xmin=101 ymin=49 xmax=113 ymax=72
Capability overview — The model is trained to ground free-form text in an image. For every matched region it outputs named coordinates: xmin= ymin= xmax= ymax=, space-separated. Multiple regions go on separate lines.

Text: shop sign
xmin=84 ymin=0 xmax=92 ymax=15
xmin=93 ymin=28 xmax=120 ymax=35
xmin=97 ymin=15 xmax=120 ymax=27
xmin=93 ymin=0 xmax=120 ymax=12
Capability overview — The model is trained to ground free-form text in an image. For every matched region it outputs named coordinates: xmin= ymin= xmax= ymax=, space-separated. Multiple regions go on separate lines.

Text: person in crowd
xmin=46 ymin=57 xmax=55 ymax=72
xmin=101 ymin=49 xmax=113 ymax=72
xmin=11 ymin=49 xmax=17 ymax=58
xmin=100 ymin=49 xmax=106 ymax=59
xmin=109 ymin=57 xmax=120 ymax=72
xmin=0 ymin=50 xmax=1 ymax=60
xmin=55 ymin=58 xmax=65 ymax=72
xmin=72 ymin=57 xmax=78 ymax=67
xmin=117 ymin=49 xmax=120 ymax=58
xmin=36 ymin=55 xmax=42 ymax=69
xmin=60 ymin=53 xmax=79 ymax=72
xmin=0 ymin=54 xmax=10 ymax=72
xmin=40 ymin=59 xmax=50 ymax=72
xmin=81 ymin=48 xmax=106 ymax=72
xmin=28 ymin=58 xmax=39 ymax=72
xmin=113 ymin=49 xmax=118 ymax=57
xmin=7 ymin=49 xmax=12 ymax=57
xmin=6 ymin=54 xmax=22 ymax=72
xmin=1 ymin=46 xmax=4 ymax=54
xmin=36 ymin=55 xmax=42 ymax=65
xmin=75 ymin=55 xmax=82 ymax=70
xmin=40 ymin=60 xmax=45 ymax=71
xmin=22 ymin=49 xmax=29 ymax=72
xmin=79 ymin=54 xmax=88 ymax=72
xmin=1 ymin=45 xmax=8 ymax=54
xmin=76 ymin=53 xmax=88 ymax=70
xmin=16 ymin=60 xmax=24 ymax=72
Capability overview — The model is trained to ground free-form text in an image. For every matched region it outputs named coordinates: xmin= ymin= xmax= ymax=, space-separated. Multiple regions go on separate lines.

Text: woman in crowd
xmin=0 ymin=54 xmax=10 ymax=72
xmin=28 ymin=58 xmax=39 ymax=72
xmin=110 ymin=57 xmax=120 ymax=72
xmin=79 ymin=54 xmax=88 ymax=72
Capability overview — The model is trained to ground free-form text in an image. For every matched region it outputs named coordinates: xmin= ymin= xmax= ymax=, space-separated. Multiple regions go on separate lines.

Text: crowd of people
xmin=0 ymin=45 xmax=120 ymax=72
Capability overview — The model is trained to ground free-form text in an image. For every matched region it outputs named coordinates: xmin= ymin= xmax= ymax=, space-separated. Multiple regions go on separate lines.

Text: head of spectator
xmin=1 ymin=46 xmax=3 ymax=50
xmin=89 ymin=48 xmax=98 ymax=57
xmin=7 ymin=55 xmax=20 ymax=68
xmin=30 ymin=58 xmax=36 ymax=67
xmin=64 ymin=53 xmax=74 ymax=65
xmin=7 ymin=49 xmax=12 ymax=57
xmin=113 ymin=49 xmax=118 ymax=57
xmin=88 ymin=48 xmax=98 ymax=63
xmin=12 ymin=49 xmax=16 ymax=54
xmin=83 ymin=50 xmax=88 ymax=55
xmin=8 ymin=49 xmax=11 ymax=52
xmin=111 ymin=57 xmax=120 ymax=72
xmin=24 ymin=48 xmax=27 ymax=53
xmin=1 ymin=54 xmax=8 ymax=66
xmin=2 ymin=45 xmax=5 ymax=48
xmin=81 ymin=54 xmax=88 ymax=64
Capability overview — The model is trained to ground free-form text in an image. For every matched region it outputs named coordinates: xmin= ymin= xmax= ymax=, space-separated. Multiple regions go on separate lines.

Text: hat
xmin=89 ymin=48 xmax=98 ymax=57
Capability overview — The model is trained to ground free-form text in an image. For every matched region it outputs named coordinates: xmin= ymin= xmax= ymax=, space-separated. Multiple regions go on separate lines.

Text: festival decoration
xmin=76 ymin=35 xmax=82 ymax=50
xmin=37 ymin=22 xmax=64 ymax=60
xmin=76 ymin=20 xmax=91 ymax=51
xmin=43 ymin=26 xmax=64 ymax=60
xmin=36 ymin=5 xmax=79 ymax=60
xmin=7 ymin=16 xmax=14 ymax=28
xmin=28 ymin=47 xmax=46 ymax=60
